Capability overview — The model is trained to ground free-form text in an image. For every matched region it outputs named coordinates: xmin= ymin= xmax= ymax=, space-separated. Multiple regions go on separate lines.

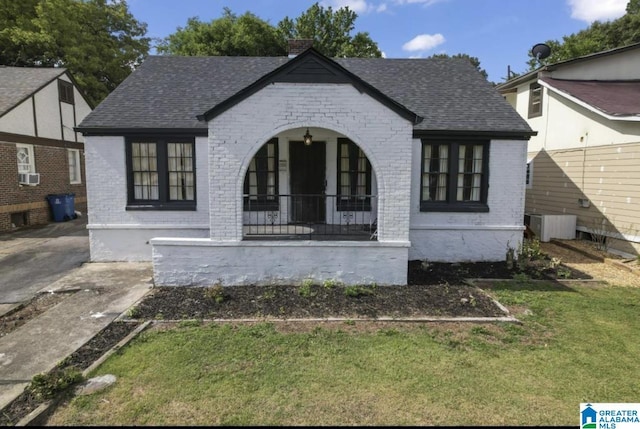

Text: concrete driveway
xmin=0 ymin=217 xmax=89 ymax=306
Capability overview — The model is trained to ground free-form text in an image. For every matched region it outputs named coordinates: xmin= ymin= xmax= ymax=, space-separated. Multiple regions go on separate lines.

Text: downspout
xmin=581 ymin=131 xmax=588 ymax=191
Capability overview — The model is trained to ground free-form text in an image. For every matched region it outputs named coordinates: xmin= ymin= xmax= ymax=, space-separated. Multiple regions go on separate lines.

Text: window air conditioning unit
xmin=18 ymin=173 xmax=40 ymax=186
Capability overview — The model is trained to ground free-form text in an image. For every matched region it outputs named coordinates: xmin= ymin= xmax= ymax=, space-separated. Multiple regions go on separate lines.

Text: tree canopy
xmin=428 ymin=53 xmax=488 ymax=80
xmin=157 ymin=8 xmax=286 ymax=56
xmin=159 ymin=2 xmax=381 ymax=58
xmin=527 ymin=0 xmax=640 ymax=70
xmin=277 ymin=3 xmax=381 ymax=58
xmin=0 ymin=0 xmax=150 ymax=106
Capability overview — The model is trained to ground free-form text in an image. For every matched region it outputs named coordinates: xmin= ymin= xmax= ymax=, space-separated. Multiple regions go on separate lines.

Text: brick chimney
xmin=288 ymin=39 xmax=314 ymax=58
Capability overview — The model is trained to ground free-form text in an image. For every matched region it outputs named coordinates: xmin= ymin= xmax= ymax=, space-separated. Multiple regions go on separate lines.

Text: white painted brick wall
xmin=85 ymin=136 xmax=210 ymax=260
xmin=208 ymin=83 xmax=414 ymax=243
xmin=409 ymin=139 xmax=528 ymax=261
xmin=152 ymin=238 xmax=410 ymax=286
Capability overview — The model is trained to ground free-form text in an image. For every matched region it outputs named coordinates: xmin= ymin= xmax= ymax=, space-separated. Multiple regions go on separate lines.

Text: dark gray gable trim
xmin=198 ymin=48 xmax=423 ymax=125
xmin=413 ymin=129 xmax=537 ymax=140
xmin=78 ymin=127 xmax=208 ymax=137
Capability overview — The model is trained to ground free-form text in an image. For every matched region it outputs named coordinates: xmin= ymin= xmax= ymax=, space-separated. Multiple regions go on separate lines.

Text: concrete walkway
xmin=0 ymin=261 xmax=153 ymax=410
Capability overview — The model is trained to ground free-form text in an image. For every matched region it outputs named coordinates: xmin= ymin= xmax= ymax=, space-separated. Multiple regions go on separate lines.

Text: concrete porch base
xmin=151 ymin=238 xmax=410 ymax=286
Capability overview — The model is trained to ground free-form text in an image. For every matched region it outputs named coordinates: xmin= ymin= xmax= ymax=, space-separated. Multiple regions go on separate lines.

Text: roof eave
xmin=413 ymin=129 xmax=537 ymax=140
xmin=76 ymin=127 xmax=209 ymax=136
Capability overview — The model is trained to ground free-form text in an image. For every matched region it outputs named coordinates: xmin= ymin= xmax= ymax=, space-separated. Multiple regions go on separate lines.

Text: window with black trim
xmin=125 ymin=137 xmax=196 ymax=210
xmin=526 ymin=160 xmax=533 ymax=189
xmin=420 ymin=140 xmax=489 ymax=212
xmin=243 ymin=138 xmax=278 ymax=211
xmin=528 ymin=83 xmax=542 ymax=118
xmin=58 ymin=80 xmax=74 ymax=105
xmin=337 ymin=138 xmax=371 ymax=211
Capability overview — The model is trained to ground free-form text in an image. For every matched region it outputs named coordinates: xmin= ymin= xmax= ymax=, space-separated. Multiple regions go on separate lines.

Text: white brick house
xmin=78 ymin=47 xmax=534 ymax=286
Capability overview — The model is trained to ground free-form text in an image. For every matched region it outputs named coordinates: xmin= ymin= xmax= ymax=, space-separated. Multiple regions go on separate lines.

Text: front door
xmin=290 ymin=141 xmax=325 ymax=223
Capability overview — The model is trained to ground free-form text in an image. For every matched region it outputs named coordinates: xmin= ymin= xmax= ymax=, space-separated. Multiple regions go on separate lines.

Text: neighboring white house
xmin=77 ymin=45 xmax=534 ymax=286
xmin=497 ymin=43 xmax=640 ymax=257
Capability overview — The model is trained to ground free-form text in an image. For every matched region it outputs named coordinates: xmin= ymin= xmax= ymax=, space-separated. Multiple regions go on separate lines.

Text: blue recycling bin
xmin=47 ymin=193 xmax=76 ymax=222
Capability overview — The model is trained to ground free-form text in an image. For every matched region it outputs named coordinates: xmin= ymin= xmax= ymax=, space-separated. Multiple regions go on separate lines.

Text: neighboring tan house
xmin=497 ymin=43 xmax=640 ymax=257
xmin=0 ymin=66 xmax=92 ymax=231
xmin=77 ymin=44 xmax=534 ymax=286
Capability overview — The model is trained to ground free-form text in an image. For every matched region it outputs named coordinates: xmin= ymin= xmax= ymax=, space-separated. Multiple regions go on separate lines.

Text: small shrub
xmin=298 ymin=280 xmax=316 ymax=298
xmin=548 ymin=257 xmax=562 ymax=269
xmin=125 ymin=306 xmax=140 ymax=318
xmin=205 ymin=284 xmax=226 ymax=303
xmin=589 ymin=217 xmax=609 ymax=251
xmin=344 ymin=284 xmax=376 ymax=298
xmin=519 ymin=239 xmax=543 ymax=260
xmin=323 ymin=279 xmax=339 ymax=289
xmin=27 ymin=368 xmax=83 ymax=401
xmin=556 ymin=267 xmax=572 ymax=279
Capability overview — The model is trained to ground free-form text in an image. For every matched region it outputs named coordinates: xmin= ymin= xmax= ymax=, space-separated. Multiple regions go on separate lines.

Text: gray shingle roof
xmin=79 ymin=54 xmax=532 ymax=135
xmin=0 ymin=66 xmax=66 ymax=118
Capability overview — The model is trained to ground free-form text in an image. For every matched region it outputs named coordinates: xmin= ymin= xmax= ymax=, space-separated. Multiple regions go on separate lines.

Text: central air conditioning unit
xmin=527 ymin=214 xmax=577 ymax=242
xmin=18 ymin=173 xmax=40 ymax=186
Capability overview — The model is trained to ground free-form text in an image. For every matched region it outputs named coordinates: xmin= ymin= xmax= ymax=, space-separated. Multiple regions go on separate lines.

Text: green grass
xmin=47 ymin=281 xmax=640 ymax=426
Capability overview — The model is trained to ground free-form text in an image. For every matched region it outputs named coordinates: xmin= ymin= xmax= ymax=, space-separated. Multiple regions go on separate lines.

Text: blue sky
xmin=128 ymin=0 xmax=629 ymax=83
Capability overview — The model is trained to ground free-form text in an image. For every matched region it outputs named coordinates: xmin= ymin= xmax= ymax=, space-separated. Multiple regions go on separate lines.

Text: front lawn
xmin=46 ymin=280 xmax=640 ymax=426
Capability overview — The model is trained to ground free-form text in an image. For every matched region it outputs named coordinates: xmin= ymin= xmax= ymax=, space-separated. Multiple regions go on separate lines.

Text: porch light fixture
xmin=303 ymin=128 xmax=313 ymax=146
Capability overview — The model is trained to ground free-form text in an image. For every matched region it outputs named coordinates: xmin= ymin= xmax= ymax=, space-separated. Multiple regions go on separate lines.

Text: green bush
xmin=27 ymin=368 xmax=83 ymax=401
xmin=344 ymin=284 xmax=376 ymax=298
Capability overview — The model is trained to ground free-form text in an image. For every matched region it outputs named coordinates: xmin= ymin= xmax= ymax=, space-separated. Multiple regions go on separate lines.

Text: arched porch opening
xmin=241 ymin=127 xmax=379 ymax=240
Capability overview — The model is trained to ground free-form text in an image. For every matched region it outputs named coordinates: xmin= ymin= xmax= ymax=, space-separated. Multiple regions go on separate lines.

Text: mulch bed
xmin=129 ymin=259 xmax=591 ymax=321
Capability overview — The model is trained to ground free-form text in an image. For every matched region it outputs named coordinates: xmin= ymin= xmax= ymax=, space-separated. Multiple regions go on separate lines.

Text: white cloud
xmin=402 ymin=33 xmax=445 ymax=52
xmin=394 ymin=0 xmax=447 ymax=6
xmin=376 ymin=3 xmax=388 ymax=12
xmin=567 ymin=0 xmax=627 ymax=22
xmin=321 ymin=0 xmax=371 ymax=14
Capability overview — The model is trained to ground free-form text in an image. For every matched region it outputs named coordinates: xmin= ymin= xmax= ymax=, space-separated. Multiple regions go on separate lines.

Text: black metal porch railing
xmin=243 ymin=194 xmax=377 ymax=240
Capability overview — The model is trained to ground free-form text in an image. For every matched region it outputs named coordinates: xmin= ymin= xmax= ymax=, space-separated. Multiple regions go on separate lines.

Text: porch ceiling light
xmin=303 ymin=128 xmax=313 ymax=146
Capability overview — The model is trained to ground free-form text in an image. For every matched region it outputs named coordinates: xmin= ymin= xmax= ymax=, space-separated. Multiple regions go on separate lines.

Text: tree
xmin=157 ymin=8 xmax=286 ymax=56
xmin=277 ymin=2 xmax=381 ymax=58
xmin=526 ymin=0 xmax=640 ymax=70
xmin=428 ymin=53 xmax=488 ymax=80
xmin=0 ymin=0 xmax=150 ymax=105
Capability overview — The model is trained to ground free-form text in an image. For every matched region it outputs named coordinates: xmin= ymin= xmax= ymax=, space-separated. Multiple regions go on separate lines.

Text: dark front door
xmin=290 ymin=141 xmax=325 ymax=223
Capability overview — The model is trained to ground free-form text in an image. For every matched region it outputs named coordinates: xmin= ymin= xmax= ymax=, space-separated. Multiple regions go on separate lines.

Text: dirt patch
xmin=541 ymin=241 xmax=640 ymax=287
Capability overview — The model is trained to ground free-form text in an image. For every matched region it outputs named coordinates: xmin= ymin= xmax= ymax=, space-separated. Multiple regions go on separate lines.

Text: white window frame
xmin=16 ymin=144 xmax=35 ymax=174
xmin=68 ymin=148 xmax=82 ymax=184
